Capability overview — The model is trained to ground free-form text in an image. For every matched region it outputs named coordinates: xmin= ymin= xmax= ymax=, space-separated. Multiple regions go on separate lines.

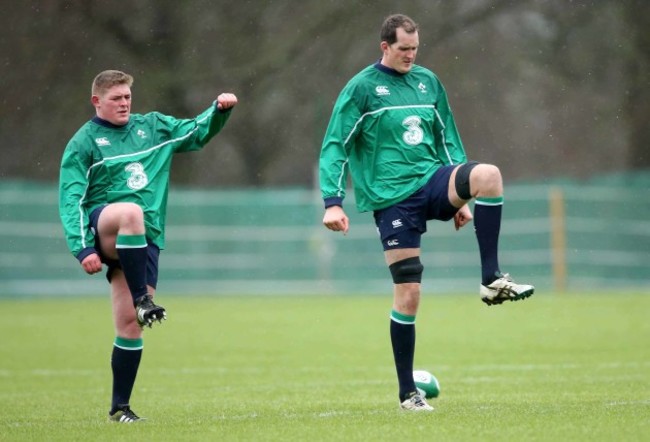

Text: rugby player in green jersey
xmin=59 ymin=70 xmax=237 ymax=422
xmin=319 ymin=14 xmax=534 ymax=411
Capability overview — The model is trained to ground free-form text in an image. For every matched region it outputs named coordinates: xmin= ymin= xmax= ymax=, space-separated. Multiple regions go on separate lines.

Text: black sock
xmin=390 ymin=311 xmax=417 ymax=401
xmin=115 ymin=234 xmax=149 ymax=305
xmin=110 ymin=337 xmax=143 ymax=412
xmin=474 ymin=197 xmax=504 ymax=285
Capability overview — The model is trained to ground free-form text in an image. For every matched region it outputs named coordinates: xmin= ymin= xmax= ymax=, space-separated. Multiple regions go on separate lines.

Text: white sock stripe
xmin=389 ymin=314 xmax=416 ymax=325
xmin=474 ymin=200 xmax=503 ymax=206
xmin=114 ymin=343 xmax=144 ymax=351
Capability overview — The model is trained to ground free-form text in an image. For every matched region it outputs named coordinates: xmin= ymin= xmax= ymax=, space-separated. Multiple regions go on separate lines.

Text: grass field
xmin=0 ymin=291 xmax=648 ymax=441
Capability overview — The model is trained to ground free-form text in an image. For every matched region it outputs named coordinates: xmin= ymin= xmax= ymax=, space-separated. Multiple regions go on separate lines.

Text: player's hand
xmin=81 ymin=253 xmax=103 ymax=275
xmin=454 ymin=204 xmax=473 ymax=231
xmin=323 ymin=205 xmax=349 ymax=235
xmin=216 ymin=93 xmax=238 ymax=110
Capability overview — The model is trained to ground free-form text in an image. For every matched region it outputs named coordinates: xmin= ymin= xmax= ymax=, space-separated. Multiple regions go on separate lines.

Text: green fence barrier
xmin=1 ymin=174 xmax=648 ymax=296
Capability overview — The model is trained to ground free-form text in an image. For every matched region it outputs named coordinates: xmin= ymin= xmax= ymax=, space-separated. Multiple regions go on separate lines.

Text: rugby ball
xmin=413 ymin=370 xmax=440 ymax=398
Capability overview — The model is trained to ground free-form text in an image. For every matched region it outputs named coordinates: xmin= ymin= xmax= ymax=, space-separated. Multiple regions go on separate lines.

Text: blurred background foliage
xmin=1 ymin=0 xmax=648 ymax=187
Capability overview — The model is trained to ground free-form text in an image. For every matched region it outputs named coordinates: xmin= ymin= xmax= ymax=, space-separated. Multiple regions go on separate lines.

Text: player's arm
xmin=58 ymin=139 xmax=100 ymax=271
xmin=163 ymin=92 xmax=238 ymax=153
xmin=432 ymin=77 xmax=467 ymax=165
xmin=319 ymin=89 xmax=360 ymax=234
xmin=433 ymin=78 xmax=474 ymax=231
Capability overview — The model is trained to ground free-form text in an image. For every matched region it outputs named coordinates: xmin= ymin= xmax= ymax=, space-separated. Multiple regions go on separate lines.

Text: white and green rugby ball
xmin=413 ymin=370 xmax=440 ymax=398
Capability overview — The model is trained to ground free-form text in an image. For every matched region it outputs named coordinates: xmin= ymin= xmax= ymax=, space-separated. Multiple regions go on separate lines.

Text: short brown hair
xmin=91 ymin=70 xmax=134 ymax=96
xmin=380 ymin=14 xmax=418 ymax=45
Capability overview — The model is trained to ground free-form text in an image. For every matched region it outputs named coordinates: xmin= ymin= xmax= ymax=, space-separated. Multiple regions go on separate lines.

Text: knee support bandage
xmin=455 ymin=161 xmax=479 ymax=200
xmin=389 ymin=257 xmax=424 ymax=284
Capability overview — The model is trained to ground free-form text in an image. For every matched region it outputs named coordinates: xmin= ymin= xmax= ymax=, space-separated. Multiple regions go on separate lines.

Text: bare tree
xmin=0 ymin=0 xmax=646 ymax=186
xmin=621 ymin=0 xmax=650 ymax=169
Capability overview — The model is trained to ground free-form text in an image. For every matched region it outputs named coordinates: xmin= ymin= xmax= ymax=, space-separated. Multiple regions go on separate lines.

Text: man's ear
xmin=91 ymin=95 xmax=100 ymax=107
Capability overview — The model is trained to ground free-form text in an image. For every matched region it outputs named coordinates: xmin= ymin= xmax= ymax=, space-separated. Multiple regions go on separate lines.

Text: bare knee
xmin=98 ymin=202 xmax=145 ymax=238
xmin=119 ymin=203 xmax=145 ymax=231
xmin=471 ymin=164 xmax=503 ymax=197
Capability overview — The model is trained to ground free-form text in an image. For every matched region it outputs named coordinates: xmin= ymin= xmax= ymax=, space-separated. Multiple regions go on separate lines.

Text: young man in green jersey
xmin=319 ymin=14 xmax=534 ymax=411
xmin=59 ymin=70 xmax=237 ymax=422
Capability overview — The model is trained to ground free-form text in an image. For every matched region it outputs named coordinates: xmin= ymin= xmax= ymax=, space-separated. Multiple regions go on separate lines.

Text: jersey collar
xmin=373 ymin=60 xmax=406 ymax=77
xmin=91 ymin=116 xmax=129 ymax=129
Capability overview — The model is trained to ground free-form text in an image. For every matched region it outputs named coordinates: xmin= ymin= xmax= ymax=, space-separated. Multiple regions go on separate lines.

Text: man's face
xmin=92 ymin=84 xmax=132 ymax=125
xmin=381 ymin=27 xmax=419 ymax=74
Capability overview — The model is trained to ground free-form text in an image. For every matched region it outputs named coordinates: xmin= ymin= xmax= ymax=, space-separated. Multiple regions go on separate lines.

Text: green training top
xmin=320 ymin=62 xmax=467 ymax=212
xmin=59 ymin=103 xmax=232 ymax=261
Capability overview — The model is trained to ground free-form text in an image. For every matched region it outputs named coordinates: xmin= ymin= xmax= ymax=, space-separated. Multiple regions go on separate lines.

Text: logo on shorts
xmin=392 ymin=219 xmax=403 ymax=228
xmin=387 ymin=239 xmax=399 ymax=247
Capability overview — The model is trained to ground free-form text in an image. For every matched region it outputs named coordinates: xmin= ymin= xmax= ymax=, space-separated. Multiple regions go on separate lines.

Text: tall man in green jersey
xmin=319 ymin=14 xmax=534 ymax=411
xmin=59 ymin=70 xmax=237 ymax=422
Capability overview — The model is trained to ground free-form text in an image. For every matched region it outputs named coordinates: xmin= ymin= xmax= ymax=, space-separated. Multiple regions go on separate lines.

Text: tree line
xmin=1 ymin=0 xmax=647 ymax=187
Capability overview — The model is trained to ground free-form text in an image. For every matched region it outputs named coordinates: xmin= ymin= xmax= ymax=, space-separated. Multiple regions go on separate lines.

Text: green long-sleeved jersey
xmin=59 ymin=103 xmax=232 ymax=261
xmin=319 ymin=62 xmax=467 ymax=212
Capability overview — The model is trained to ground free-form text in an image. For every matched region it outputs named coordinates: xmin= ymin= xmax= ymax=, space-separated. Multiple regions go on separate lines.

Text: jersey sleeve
xmin=432 ymin=76 xmax=467 ymax=165
xmin=58 ymin=137 xmax=96 ymax=260
xmin=319 ymin=87 xmax=363 ymax=207
xmin=155 ymin=103 xmax=233 ymax=153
